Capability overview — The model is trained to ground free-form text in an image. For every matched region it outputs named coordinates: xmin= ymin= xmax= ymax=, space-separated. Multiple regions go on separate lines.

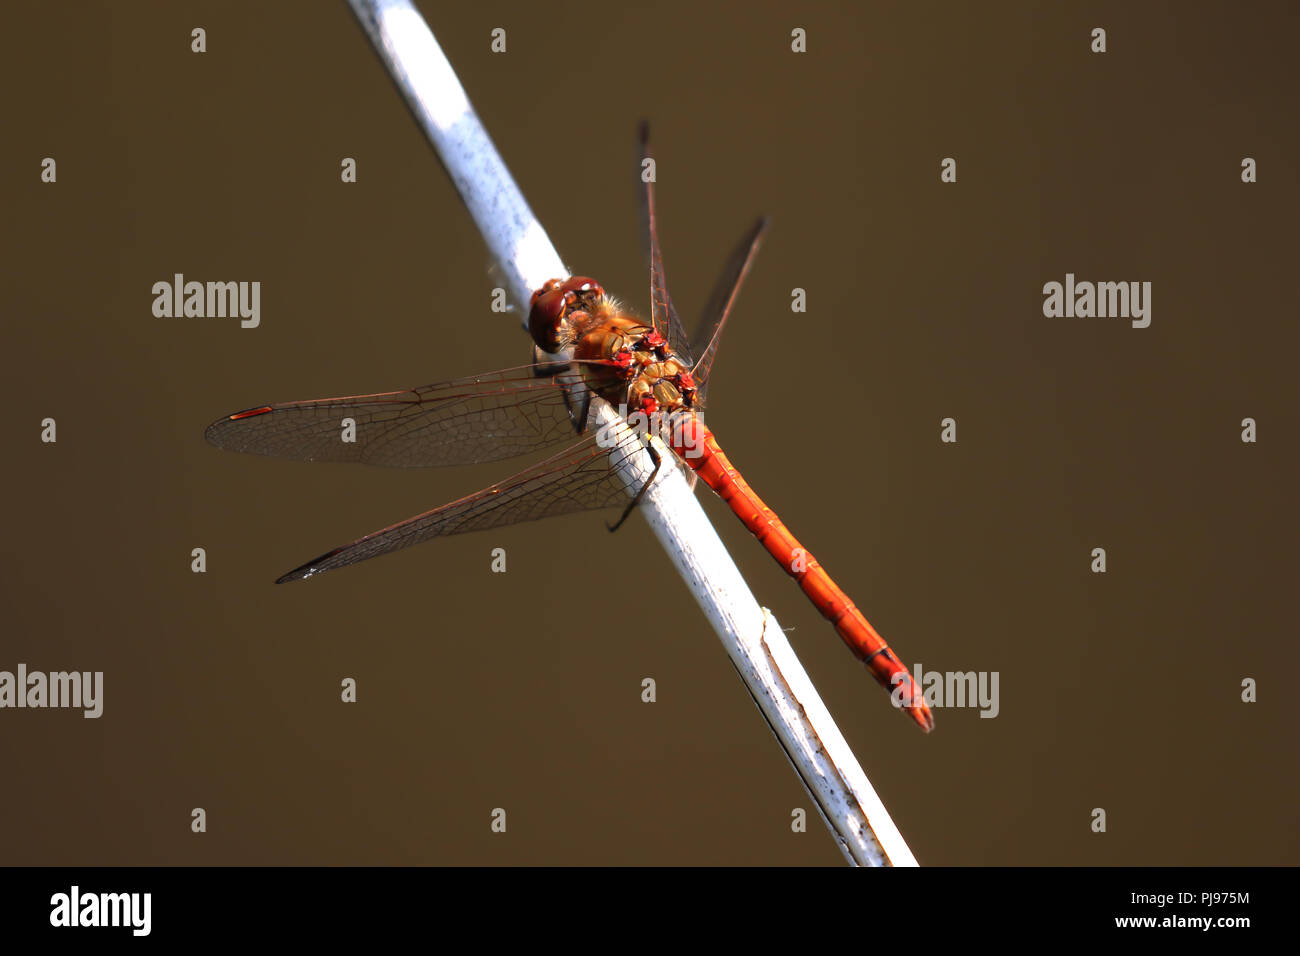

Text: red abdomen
xmin=671 ymin=417 xmax=933 ymax=732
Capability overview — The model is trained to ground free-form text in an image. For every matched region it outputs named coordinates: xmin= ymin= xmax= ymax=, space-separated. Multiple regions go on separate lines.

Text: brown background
xmin=3 ymin=1 xmax=1296 ymax=865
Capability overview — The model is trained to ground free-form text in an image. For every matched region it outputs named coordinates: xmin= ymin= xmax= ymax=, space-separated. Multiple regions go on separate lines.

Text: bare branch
xmin=344 ymin=0 xmax=919 ymax=867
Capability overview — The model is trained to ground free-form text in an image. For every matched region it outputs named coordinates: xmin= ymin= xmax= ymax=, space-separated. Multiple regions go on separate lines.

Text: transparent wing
xmin=204 ymin=364 xmax=592 ymax=468
xmin=638 ymin=121 xmax=695 ymax=366
xmin=690 ymin=217 xmax=768 ymax=401
xmin=276 ymin=426 xmax=649 ymax=582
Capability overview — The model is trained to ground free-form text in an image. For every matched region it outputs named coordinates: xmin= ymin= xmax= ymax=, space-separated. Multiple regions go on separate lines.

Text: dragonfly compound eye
xmin=528 ymin=285 xmax=570 ymax=353
xmin=528 ymin=278 xmax=563 ymax=312
xmin=559 ymin=276 xmax=604 ymax=299
xmin=529 ymin=276 xmax=605 ymax=353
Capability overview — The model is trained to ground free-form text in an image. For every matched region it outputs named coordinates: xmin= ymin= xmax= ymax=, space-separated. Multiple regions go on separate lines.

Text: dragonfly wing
xmin=638 ymin=121 xmax=696 ymax=367
xmin=276 ymin=427 xmax=648 ymax=582
xmin=690 ymin=217 xmax=768 ymax=401
xmin=204 ymin=365 xmax=586 ymax=468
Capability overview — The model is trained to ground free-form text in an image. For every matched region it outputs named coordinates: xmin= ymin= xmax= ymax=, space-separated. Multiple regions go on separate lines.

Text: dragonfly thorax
xmin=579 ymin=316 xmax=697 ymax=417
xmin=529 ymin=277 xmax=698 ymax=417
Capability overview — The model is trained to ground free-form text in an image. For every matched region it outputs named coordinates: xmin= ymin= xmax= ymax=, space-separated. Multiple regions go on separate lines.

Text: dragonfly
xmin=205 ymin=125 xmax=933 ymax=732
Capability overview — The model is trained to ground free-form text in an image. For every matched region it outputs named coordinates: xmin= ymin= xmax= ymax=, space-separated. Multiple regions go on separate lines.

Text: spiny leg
xmin=607 ymin=442 xmax=664 ymax=533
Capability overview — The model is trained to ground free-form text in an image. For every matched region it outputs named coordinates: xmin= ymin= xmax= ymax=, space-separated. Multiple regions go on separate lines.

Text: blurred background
xmin=2 ymin=0 xmax=1296 ymax=865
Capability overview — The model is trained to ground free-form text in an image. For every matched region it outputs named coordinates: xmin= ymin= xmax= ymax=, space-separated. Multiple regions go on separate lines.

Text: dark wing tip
xmin=746 ymin=216 xmax=770 ymax=246
xmin=275 ymin=546 xmax=347 ymax=584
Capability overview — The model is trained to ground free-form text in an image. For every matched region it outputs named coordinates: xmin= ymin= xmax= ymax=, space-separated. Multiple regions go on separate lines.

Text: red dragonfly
xmin=206 ymin=126 xmax=933 ymax=732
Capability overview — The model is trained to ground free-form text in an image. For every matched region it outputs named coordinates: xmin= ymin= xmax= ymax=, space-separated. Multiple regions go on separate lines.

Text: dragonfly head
xmin=528 ymin=276 xmax=605 ymax=354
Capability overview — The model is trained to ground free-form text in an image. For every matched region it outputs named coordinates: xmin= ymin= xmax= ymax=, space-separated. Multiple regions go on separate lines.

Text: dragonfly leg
xmin=607 ymin=442 xmax=663 ymax=533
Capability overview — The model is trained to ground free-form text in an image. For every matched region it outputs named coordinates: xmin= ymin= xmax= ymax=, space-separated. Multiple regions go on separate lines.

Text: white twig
xmin=346 ymin=0 xmax=919 ymax=867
